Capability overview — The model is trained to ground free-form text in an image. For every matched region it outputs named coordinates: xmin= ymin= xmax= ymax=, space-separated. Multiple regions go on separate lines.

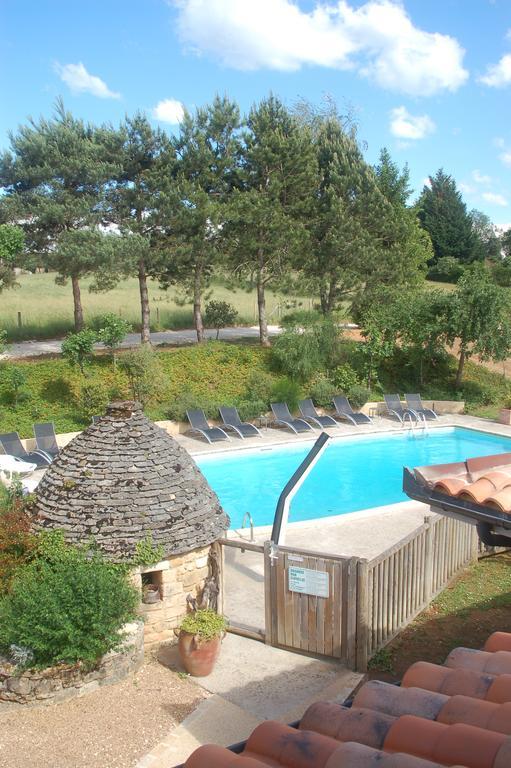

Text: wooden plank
xmin=301 ymin=555 xmax=310 ymax=651
xmin=323 ymin=560 xmax=334 ymax=657
xmin=368 ymin=522 xmax=428 ymax=567
xmin=316 ymin=558 xmax=326 ymax=656
xmin=346 ymin=557 xmax=358 ymax=669
xmin=276 ymin=552 xmax=287 ymax=646
xmin=263 ymin=541 xmax=273 ymax=645
xmin=367 ymin=566 xmax=374 ymax=657
xmin=278 ymin=544 xmax=353 ymax=563
xmin=382 ymin=556 xmax=389 ymax=644
xmin=333 ymin=561 xmax=343 ymax=659
xmin=356 ymin=559 xmax=369 ymax=671
xmin=283 ymin=553 xmax=294 ymax=649
xmin=220 ymin=539 xmax=265 ymax=553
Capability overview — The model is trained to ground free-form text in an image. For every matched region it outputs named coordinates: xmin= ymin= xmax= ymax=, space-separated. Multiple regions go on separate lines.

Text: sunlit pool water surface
xmin=196 ymin=427 xmax=511 ymax=530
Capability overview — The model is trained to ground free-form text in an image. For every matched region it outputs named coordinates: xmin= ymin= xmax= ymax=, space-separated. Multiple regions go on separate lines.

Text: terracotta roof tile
xmin=182 ymin=631 xmax=511 ymax=768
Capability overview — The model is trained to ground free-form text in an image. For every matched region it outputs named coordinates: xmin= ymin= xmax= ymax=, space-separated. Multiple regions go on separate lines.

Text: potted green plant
xmin=177 ymin=609 xmax=228 ymax=677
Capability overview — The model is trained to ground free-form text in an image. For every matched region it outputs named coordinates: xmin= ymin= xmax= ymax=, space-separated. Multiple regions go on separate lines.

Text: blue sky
xmin=1 ymin=0 xmax=510 ymax=227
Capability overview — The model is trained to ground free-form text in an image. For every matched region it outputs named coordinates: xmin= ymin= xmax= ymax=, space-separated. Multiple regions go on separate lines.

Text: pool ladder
xmin=402 ymin=411 xmax=428 ymax=433
xmin=241 ymin=511 xmax=255 ymax=542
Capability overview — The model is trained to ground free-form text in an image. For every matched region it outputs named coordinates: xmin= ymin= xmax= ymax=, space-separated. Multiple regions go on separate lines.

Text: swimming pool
xmin=196 ymin=427 xmax=511 ymax=529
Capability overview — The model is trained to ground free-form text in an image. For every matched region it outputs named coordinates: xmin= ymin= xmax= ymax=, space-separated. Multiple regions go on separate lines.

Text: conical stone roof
xmin=34 ymin=401 xmax=229 ymax=561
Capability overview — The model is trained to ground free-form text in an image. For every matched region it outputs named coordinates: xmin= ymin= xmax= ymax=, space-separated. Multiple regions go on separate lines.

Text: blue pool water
xmin=196 ymin=427 xmax=511 ymax=529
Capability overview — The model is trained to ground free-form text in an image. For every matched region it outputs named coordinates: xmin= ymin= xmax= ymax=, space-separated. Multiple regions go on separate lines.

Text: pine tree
xmin=418 ymin=169 xmax=476 ymax=266
xmin=0 ymin=100 xmax=117 ymax=330
xmin=160 ymin=96 xmax=242 ymax=342
xmin=106 ymin=114 xmax=173 ymax=343
xmin=225 ymin=95 xmax=316 ymax=345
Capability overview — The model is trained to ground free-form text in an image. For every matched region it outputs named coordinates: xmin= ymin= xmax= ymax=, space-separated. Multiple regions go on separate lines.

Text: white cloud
xmin=54 ymin=62 xmax=121 ymax=99
xmin=152 ymin=98 xmax=185 ymax=124
xmin=389 ymin=106 xmax=435 ymax=140
xmin=422 ymin=177 xmax=431 ymax=188
xmin=472 ymin=169 xmax=491 ymax=185
xmin=479 ymin=53 xmax=511 ymax=87
xmin=173 ymin=0 xmax=468 ymax=96
xmin=482 ymin=192 xmax=508 ymax=207
xmin=501 ymin=150 xmax=511 ymax=168
xmin=459 ymin=182 xmax=475 ymax=195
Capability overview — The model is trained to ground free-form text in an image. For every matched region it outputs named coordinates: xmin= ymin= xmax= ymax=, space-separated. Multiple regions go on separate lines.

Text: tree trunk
xmin=71 ymin=275 xmax=84 ymax=332
xmin=455 ymin=346 xmax=466 ymax=389
xmin=193 ymin=263 xmax=204 ymax=343
xmin=257 ymin=257 xmax=270 ymax=347
xmin=138 ymin=258 xmax=151 ymax=344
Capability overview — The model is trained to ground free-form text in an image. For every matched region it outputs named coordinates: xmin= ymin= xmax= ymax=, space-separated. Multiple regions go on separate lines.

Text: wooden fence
xmin=356 ymin=515 xmax=479 ymax=669
xmin=221 ymin=514 xmax=481 ymax=671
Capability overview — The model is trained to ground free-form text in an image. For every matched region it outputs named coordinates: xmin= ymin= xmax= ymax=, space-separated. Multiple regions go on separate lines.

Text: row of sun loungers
xmin=185 ymin=394 xmax=438 ymax=443
xmin=0 ymin=423 xmax=59 ymax=468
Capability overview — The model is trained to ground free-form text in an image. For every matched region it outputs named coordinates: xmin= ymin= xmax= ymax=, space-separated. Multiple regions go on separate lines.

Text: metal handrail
xmin=241 ymin=510 xmax=255 ymax=542
xmin=271 ymin=432 xmax=331 ymax=546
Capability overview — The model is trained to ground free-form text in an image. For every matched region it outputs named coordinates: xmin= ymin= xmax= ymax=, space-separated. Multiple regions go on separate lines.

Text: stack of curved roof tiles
xmin=181 ymin=633 xmax=511 ymax=767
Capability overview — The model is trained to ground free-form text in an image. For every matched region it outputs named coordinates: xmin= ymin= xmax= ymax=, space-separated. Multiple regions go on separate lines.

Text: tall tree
xmin=106 ymin=114 xmax=173 ymax=343
xmin=0 ymin=100 xmax=117 ymax=330
xmin=161 ymin=96 xmax=242 ymax=342
xmin=418 ymin=169 xmax=476 ymax=267
xmin=470 ymin=209 xmax=501 ymax=261
xmin=225 ymin=95 xmax=316 ymax=345
xmin=374 ymin=147 xmax=412 ymax=208
xmin=445 ymin=263 xmax=511 ymax=388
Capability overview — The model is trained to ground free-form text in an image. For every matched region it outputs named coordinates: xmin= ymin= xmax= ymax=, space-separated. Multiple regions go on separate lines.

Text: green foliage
xmin=118 ymin=345 xmax=165 ymax=406
xmin=61 ymin=329 xmax=97 ymax=375
xmin=272 ymin=313 xmax=341 ymax=381
xmin=331 ymin=363 xmax=360 ymax=393
xmin=270 ymin=377 xmax=301 ymax=412
xmin=74 ymin=379 xmax=110 ymax=420
xmin=180 ymin=609 xmax=228 ymax=641
xmin=132 ymin=535 xmax=165 ymax=567
xmin=235 ymin=399 xmax=268 ymax=421
xmin=348 ymin=385 xmax=371 ymax=409
xmin=418 ymin=169 xmax=477 ymax=266
xmin=0 ymin=329 xmax=6 ymax=355
xmin=0 ymin=482 xmax=36 ymax=594
xmin=428 ymin=256 xmax=465 ymax=283
xmin=204 ymin=301 xmax=238 ymax=339
xmin=309 ymin=374 xmax=337 ymax=408
xmin=0 ymin=532 xmax=139 ymax=668
xmin=97 ymin=314 xmax=132 ymax=361
xmin=243 ymin=369 xmax=275 ymax=405
xmin=166 ymin=391 xmax=220 ymax=422
xmin=3 ymin=365 xmax=29 ymax=406
xmin=0 ymin=224 xmax=24 ymax=293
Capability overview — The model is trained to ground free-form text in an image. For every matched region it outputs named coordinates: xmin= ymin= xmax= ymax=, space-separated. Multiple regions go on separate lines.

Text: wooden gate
xmin=264 ymin=543 xmax=358 ymax=667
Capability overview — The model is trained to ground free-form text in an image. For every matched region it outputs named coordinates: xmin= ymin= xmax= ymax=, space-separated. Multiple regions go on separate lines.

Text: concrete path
xmin=3 ymin=326 xmax=282 ymax=359
xmin=138 ymin=634 xmax=362 ymax=767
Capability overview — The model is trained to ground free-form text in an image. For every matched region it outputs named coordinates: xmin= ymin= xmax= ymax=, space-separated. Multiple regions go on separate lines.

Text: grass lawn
xmin=368 ymin=551 xmax=511 ymax=679
xmin=1 ymin=273 xmax=315 ymax=341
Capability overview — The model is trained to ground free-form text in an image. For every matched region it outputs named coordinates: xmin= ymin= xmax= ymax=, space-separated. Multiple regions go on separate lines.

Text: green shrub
xmin=180 ymin=609 xmax=227 ymax=641
xmin=97 ymin=314 xmax=132 ymax=363
xmin=74 ymin=379 xmax=109 ymax=420
xmin=235 ymin=399 xmax=268 ymax=421
xmin=204 ymin=301 xmax=238 ymax=340
xmin=270 ymin=377 xmax=301 ymax=412
xmin=119 ymin=345 xmax=165 ymax=406
xmin=3 ymin=365 xmax=29 ymax=406
xmin=243 ymin=370 xmax=274 ymax=405
xmin=166 ymin=392 xmax=221 ymax=422
xmin=61 ymin=329 xmax=98 ymax=375
xmin=427 ymin=257 xmax=465 ymax=284
xmin=132 ymin=535 xmax=165 ymax=567
xmin=0 ymin=482 xmax=36 ymax=594
xmin=0 ymin=533 xmax=139 ymax=668
xmin=271 ymin=315 xmax=341 ymax=381
xmin=331 ymin=363 xmax=360 ymax=393
xmin=348 ymin=385 xmax=370 ymax=409
xmin=309 ymin=374 xmax=336 ymax=408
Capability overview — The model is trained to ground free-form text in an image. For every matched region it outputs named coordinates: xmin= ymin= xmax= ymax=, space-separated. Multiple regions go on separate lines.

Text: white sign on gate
xmin=288 ymin=566 xmax=329 ymax=598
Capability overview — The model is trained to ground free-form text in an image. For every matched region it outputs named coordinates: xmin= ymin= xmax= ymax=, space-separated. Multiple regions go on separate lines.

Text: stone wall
xmin=135 ymin=544 xmax=213 ymax=649
xmin=0 ymin=622 xmax=144 ymax=709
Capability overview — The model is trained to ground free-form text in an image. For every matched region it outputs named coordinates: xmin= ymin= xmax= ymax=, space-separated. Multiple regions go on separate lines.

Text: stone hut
xmin=34 ymin=401 xmax=229 ymax=648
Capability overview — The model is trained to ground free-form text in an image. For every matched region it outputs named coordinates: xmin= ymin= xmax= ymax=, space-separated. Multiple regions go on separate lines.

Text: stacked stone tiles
xmin=33 ymin=401 xmax=229 ymax=561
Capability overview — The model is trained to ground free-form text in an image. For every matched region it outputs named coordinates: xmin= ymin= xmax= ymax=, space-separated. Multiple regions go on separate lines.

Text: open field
xmin=0 ymin=273 xmax=316 ymax=341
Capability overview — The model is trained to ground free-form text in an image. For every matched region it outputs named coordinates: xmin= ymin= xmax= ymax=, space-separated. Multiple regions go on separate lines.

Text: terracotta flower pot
xmin=178 ymin=630 xmax=223 ymax=676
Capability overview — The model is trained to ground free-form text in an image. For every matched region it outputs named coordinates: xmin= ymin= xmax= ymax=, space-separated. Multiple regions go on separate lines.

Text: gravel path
xmin=0 ymin=660 xmax=206 ymax=768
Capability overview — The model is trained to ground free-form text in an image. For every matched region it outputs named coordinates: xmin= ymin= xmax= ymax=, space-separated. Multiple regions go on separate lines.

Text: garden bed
xmin=0 ymin=622 xmax=144 ymax=708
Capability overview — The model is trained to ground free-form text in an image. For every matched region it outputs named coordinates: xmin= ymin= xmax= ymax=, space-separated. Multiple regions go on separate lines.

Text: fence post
xmin=356 ymin=560 xmax=369 ymax=672
xmin=17 ymin=311 xmax=22 ymax=328
xmin=423 ymin=517 xmax=434 ymax=604
xmin=470 ymin=525 xmax=479 ymax=562
xmin=263 ymin=541 xmax=274 ymax=645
